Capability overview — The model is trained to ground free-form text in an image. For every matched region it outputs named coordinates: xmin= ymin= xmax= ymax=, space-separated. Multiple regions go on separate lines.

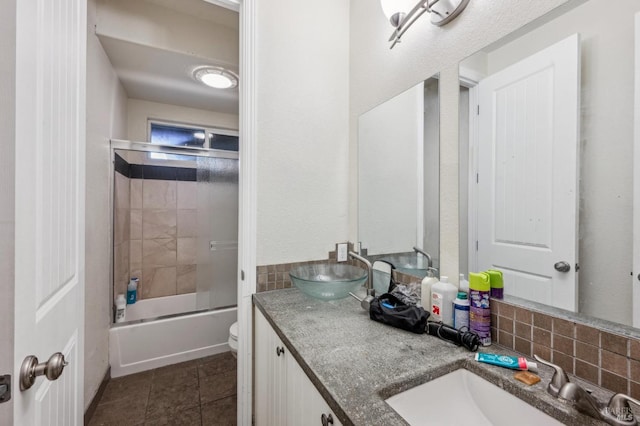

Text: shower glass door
xmin=196 ymin=154 xmax=239 ymax=310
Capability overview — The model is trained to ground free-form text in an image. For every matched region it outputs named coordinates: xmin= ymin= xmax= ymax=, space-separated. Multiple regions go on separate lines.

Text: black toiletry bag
xmin=369 ymin=293 xmax=430 ymax=334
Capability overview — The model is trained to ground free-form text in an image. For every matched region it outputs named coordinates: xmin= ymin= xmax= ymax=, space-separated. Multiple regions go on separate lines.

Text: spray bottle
xmin=469 ymin=272 xmax=491 ymax=346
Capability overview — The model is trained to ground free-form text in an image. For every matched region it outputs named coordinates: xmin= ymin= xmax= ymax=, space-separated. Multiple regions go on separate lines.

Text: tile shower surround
xmin=113 ymin=165 xmax=130 ymax=298
xmin=257 ymin=254 xmax=640 ymax=399
xmin=114 ymin=154 xmax=199 ymax=300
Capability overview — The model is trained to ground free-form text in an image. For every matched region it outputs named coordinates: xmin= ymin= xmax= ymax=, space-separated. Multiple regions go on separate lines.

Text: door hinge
xmin=241 ymin=270 xmax=245 ymax=281
xmin=476 ymin=173 xmax=479 ymax=184
xmin=476 ymin=241 xmax=479 ymax=251
xmin=477 ymin=105 xmax=480 ymax=115
xmin=0 ymin=375 xmax=11 ymax=403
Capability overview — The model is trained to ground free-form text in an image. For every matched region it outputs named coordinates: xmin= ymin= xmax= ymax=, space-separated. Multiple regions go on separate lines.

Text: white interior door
xmin=633 ymin=12 xmax=640 ymax=327
xmin=13 ymin=0 xmax=87 ymax=424
xmin=476 ymin=34 xmax=580 ymax=311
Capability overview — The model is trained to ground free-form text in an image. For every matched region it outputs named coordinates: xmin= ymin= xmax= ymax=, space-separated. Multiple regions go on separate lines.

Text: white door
xmin=13 ymin=0 xmax=87 ymax=424
xmin=634 ymin=12 xmax=640 ymax=327
xmin=476 ymin=34 xmax=580 ymax=311
xmin=284 ymin=351 xmax=343 ymax=426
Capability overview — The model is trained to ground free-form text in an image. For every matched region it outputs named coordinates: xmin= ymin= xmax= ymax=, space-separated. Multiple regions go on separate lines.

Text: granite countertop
xmin=253 ymin=288 xmax=613 ymax=426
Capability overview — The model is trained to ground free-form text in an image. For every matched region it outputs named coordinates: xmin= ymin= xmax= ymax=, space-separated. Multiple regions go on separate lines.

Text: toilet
xmin=228 ymin=321 xmax=238 ymax=358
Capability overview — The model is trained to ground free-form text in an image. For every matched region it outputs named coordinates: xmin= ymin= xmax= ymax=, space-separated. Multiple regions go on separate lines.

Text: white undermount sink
xmin=385 ymin=369 xmax=563 ymax=426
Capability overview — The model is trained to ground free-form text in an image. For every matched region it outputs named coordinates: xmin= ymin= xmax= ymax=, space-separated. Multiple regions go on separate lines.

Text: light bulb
xmin=193 ymin=66 xmax=238 ymax=90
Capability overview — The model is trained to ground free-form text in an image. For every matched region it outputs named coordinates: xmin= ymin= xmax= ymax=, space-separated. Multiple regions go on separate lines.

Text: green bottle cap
xmin=457 ymin=292 xmax=467 ymax=299
xmin=486 ymin=269 xmax=504 ymax=289
xmin=469 ymin=272 xmax=490 ymax=291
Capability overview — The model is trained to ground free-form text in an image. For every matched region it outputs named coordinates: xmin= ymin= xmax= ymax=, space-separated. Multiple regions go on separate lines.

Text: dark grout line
xmin=142 ymin=368 xmax=155 ymax=422
xmin=197 ymin=360 xmax=204 ymax=426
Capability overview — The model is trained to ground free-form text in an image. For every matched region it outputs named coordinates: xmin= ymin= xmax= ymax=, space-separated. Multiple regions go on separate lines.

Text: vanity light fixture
xmin=381 ymin=0 xmax=470 ymax=48
xmin=193 ymin=66 xmax=238 ymax=89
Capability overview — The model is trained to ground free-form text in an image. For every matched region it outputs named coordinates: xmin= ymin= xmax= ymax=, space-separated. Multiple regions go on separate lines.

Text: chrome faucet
xmin=559 ymin=383 xmax=640 ymax=425
xmin=534 ymin=354 xmax=570 ymax=397
xmin=558 ymin=382 xmax=605 ymax=420
xmin=535 ymin=354 xmax=640 ymax=425
xmin=348 ymin=251 xmax=374 ymax=296
xmin=605 ymin=393 xmax=640 ymax=425
xmin=413 ymin=246 xmax=433 ymax=268
xmin=426 ymin=266 xmax=440 ymax=279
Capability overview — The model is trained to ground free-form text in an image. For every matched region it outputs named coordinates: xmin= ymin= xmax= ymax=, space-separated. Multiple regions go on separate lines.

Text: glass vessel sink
xmin=289 ymin=264 xmax=368 ymax=301
xmin=385 ymin=369 xmax=563 ymax=425
xmin=379 ymin=253 xmax=429 ymax=278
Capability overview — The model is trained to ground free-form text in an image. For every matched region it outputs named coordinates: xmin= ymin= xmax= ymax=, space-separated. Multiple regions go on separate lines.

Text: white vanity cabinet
xmin=254 ymin=309 xmax=343 ymax=426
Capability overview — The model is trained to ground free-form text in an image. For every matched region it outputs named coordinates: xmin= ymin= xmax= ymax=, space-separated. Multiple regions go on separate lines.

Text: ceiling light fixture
xmin=193 ymin=66 xmax=238 ymax=89
xmin=381 ymin=0 xmax=470 ymax=48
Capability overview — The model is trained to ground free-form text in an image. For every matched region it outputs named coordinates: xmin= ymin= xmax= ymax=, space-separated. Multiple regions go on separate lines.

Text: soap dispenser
xmin=420 ymin=267 xmax=439 ymax=310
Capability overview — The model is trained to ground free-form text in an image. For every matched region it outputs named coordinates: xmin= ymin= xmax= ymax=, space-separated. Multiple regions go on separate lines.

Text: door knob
xmin=321 ymin=413 xmax=334 ymax=425
xmin=20 ymin=352 xmax=68 ymax=391
xmin=554 ymin=261 xmax=571 ymax=273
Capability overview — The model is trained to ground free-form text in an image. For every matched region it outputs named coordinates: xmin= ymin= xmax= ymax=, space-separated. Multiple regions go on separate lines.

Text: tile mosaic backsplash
xmin=256 ymin=243 xmax=358 ymax=292
xmin=491 ymin=298 xmax=640 ymax=398
xmin=257 ymin=247 xmax=424 ymax=293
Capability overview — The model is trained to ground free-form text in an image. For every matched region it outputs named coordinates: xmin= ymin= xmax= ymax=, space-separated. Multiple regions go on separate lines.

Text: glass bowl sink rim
xmin=289 ymin=263 xmax=368 ymax=301
xmin=289 ymin=263 xmax=368 ymax=283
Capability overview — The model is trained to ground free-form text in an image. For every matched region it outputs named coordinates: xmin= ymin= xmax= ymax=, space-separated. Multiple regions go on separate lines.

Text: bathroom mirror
xmin=458 ymin=0 xmax=638 ymax=327
xmin=358 ymin=75 xmax=440 ymax=277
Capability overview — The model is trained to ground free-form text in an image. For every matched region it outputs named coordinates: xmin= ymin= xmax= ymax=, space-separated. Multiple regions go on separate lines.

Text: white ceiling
xmin=98 ymin=0 xmax=239 ymax=114
xmin=144 ymin=0 xmax=239 ymax=29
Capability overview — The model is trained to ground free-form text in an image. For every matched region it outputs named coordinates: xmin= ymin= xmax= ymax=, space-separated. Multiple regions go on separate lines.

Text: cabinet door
xmin=254 ymin=309 xmax=288 ymax=425
xmin=255 ymin=308 xmax=342 ymax=426
xmin=285 ymin=350 xmax=343 ymax=426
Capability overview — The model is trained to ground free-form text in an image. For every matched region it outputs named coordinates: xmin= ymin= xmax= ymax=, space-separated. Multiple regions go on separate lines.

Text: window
xmin=150 ymin=123 xmax=206 ymax=148
xmin=209 ymin=133 xmax=239 ymax=151
xmin=149 ymin=121 xmax=239 ymax=152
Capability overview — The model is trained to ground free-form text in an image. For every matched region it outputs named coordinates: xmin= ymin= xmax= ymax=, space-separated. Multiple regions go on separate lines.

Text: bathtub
xmin=109 ymin=293 xmax=237 ymax=378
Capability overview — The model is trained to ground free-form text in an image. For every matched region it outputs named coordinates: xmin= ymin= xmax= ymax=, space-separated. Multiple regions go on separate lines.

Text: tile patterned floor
xmin=89 ymin=352 xmax=237 ymax=426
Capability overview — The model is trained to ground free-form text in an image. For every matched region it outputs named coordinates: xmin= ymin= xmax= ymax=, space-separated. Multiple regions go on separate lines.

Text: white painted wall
xmin=358 ymin=83 xmax=422 ymax=255
xmin=0 ymin=0 xmax=16 ymax=422
xmin=256 ymin=0 xmax=350 ymax=265
xmin=96 ymin=0 xmax=238 ymax=68
xmin=460 ymin=0 xmax=637 ymax=324
xmin=349 ymin=0 xmax=573 ymax=281
xmin=127 ymin=99 xmax=238 ymax=141
xmin=85 ymin=0 xmax=128 ymax=409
